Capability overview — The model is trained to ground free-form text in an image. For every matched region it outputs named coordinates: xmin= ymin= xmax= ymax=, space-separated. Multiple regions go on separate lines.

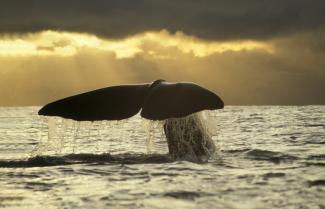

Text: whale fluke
xmin=141 ymin=81 xmax=223 ymax=120
xmin=38 ymin=84 xmax=150 ymax=121
xmin=38 ymin=80 xmax=224 ymax=121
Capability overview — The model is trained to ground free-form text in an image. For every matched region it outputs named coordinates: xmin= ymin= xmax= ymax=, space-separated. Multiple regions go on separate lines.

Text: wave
xmin=244 ymin=149 xmax=298 ymax=164
xmin=307 ymin=179 xmax=325 ymax=187
xmin=162 ymin=191 xmax=214 ymax=200
xmin=0 ymin=153 xmax=173 ymax=168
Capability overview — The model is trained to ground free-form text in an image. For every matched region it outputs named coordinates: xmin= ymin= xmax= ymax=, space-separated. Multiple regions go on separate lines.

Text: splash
xmin=163 ymin=111 xmax=218 ymax=162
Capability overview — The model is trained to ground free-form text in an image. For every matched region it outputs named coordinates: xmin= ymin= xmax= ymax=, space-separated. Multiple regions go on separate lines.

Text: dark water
xmin=0 ymin=106 xmax=324 ymax=209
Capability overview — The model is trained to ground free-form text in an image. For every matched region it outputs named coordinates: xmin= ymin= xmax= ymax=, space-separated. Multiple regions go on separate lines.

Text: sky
xmin=0 ymin=0 xmax=324 ymax=105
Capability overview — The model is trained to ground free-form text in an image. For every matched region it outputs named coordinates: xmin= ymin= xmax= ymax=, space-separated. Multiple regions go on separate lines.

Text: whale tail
xmin=38 ymin=80 xmax=224 ymax=121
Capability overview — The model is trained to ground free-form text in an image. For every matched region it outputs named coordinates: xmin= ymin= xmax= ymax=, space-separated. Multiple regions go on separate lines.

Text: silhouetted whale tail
xmin=38 ymin=80 xmax=224 ymax=121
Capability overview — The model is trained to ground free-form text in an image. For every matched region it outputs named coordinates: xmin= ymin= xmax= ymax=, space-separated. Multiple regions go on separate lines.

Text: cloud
xmin=0 ymin=0 xmax=324 ymax=105
xmin=1 ymin=0 xmax=324 ymax=40
xmin=0 ymin=30 xmax=324 ymax=105
xmin=0 ymin=30 xmax=273 ymax=58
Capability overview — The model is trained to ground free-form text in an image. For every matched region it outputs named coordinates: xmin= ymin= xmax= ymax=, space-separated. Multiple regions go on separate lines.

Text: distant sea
xmin=0 ymin=106 xmax=324 ymax=209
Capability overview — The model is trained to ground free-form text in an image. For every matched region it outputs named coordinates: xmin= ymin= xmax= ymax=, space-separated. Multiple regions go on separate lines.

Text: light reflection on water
xmin=0 ymin=106 xmax=324 ymax=209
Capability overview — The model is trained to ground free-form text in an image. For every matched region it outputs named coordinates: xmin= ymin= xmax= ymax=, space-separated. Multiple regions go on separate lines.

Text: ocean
xmin=0 ymin=106 xmax=324 ymax=209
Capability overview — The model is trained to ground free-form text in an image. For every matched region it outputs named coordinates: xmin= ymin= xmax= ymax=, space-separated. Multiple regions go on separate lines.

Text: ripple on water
xmin=307 ymin=179 xmax=325 ymax=187
xmin=0 ymin=153 xmax=173 ymax=168
xmin=245 ymin=149 xmax=299 ymax=164
xmin=162 ymin=191 xmax=214 ymax=200
xmin=262 ymin=172 xmax=286 ymax=179
xmin=24 ymin=181 xmax=55 ymax=191
xmin=0 ymin=106 xmax=325 ymax=209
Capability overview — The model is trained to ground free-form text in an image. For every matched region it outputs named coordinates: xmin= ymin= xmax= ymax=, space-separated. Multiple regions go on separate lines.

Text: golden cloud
xmin=0 ymin=30 xmax=274 ymax=58
xmin=1 ymin=30 xmax=323 ymax=105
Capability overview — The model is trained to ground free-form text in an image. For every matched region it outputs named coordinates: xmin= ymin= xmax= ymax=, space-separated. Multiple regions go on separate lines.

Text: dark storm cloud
xmin=0 ymin=0 xmax=324 ymax=40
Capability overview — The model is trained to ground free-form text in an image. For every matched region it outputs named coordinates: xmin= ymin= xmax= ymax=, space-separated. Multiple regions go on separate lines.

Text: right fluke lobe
xmin=140 ymin=81 xmax=224 ymax=120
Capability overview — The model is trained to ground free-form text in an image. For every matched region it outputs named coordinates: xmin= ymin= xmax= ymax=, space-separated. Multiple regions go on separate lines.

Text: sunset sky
xmin=0 ymin=0 xmax=324 ymax=105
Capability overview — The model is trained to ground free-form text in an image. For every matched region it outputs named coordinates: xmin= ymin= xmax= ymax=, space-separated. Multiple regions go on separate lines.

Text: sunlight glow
xmin=0 ymin=30 xmax=274 ymax=58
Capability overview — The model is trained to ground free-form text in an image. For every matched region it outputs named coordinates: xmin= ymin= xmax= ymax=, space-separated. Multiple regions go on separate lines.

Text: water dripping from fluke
xmin=31 ymin=111 xmax=219 ymax=165
xmin=164 ymin=112 xmax=218 ymax=162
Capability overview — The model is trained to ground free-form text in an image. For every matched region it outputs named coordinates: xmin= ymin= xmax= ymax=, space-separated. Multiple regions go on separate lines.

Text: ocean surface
xmin=0 ymin=106 xmax=324 ymax=209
